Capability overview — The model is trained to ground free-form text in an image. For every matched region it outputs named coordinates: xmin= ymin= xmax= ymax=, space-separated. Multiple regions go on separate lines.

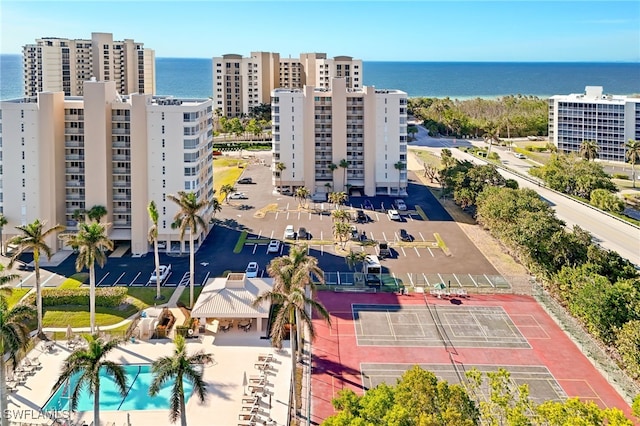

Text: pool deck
xmin=7 ymin=330 xmax=291 ymax=426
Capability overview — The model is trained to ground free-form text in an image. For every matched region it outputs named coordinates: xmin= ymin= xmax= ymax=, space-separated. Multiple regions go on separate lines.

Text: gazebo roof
xmin=191 ymin=273 xmax=273 ymax=319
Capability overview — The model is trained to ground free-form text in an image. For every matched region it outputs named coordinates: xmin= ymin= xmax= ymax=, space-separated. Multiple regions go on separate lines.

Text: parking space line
xmin=469 ymin=274 xmax=479 ymax=287
xmin=309 ymin=212 xmax=312 ymax=220
xmin=320 ymin=231 xmax=323 ymax=241
xmin=375 ymin=212 xmax=380 ymax=221
xmin=97 ymin=272 xmax=110 ymax=287
xmin=382 ymin=232 xmax=387 ymax=241
xmin=407 ymin=273 xmax=414 ymax=286
xmin=41 ymin=274 xmax=59 ymax=287
xmin=274 ymin=212 xmax=279 ymax=220
xmin=286 ymin=202 xmax=290 ymax=210
xmin=485 ymin=274 xmax=495 ymax=287
xmin=369 ymin=232 xmax=375 ymax=240
xmin=321 ymin=244 xmax=323 ymax=256
xmin=454 ymin=274 xmax=463 ymax=287
xmin=257 ymin=230 xmax=262 ymax=238
xmin=252 ymin=244 xmax=258 ymax=254
xmin=401 ymin=247 xmax=406 ymax=257
xmin=419 ymin=232 xmax=426 ymax=242
xmin=427 ymin=248 xmax=434 ymax=257
xmin=113 ymin=272 xmax=126 ymax=285
xmin=201 ymin=271 xmax=211 ymax=285
xmin=297 ymin=211 xmax=301 ymax=220
xmin=437 ymin=273 xmax=446 ymax=285
xmin=270 ymin=230 xmax=274 ymax=239
xmin=286 ymin=211 xmax=290 ymax=220
xmin=129 ymin=272 xmax=141 ymax=286
xmin=414 ymin=247 xmax=421 ymax=257
xmin=423 ymin=273 xmax=429 ymax=285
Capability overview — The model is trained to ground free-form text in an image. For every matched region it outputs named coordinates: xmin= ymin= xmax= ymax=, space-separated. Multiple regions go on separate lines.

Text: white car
xmin=514 ymin=153 xmax=526 ymax=159
xmin=284 ymin=225 xmax=295 ymax=239
xmin=387 ymin=209 xmax=401 ymax=221
xmin=245 ymin=262 xmax=259 ymax=278
xmin=267 ymin=240 xmax=281 ymax=254
xmin=228 ymin=192 xmax=248 ymax=200
xmin=394 ymin=199 xmax=407 ymax=211
xmin=148 ymin=264 xmax=171 ymax=285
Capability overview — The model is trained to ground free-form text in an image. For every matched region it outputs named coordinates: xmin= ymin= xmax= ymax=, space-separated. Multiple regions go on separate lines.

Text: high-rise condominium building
xmin=548 ymin=86 xmax=640 ymax=162
xmin=271 ymin=78 xmax=407 ymax=198
xmin=23 ymin=32 xmax=156 ymax=97
xmin=213 ymin=52 xmax=362 ymax=117
xmin=0 ymin=80 xmax=214 ymax=255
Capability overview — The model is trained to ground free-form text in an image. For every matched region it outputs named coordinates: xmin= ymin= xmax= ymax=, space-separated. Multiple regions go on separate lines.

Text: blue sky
xmin=1 ymin=1 xmax=639 ymax=61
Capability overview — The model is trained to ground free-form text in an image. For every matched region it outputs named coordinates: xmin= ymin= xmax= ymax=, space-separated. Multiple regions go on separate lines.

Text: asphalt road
xmin=409 ymin=129 xmax=640 ymax=266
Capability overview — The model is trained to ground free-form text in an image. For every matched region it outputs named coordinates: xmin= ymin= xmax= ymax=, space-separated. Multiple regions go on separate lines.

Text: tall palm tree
xmin=330 ymin=209 xmax=350 ymax=223
xmin=345 ymin=250 xmax=367 ymax=271
xmin=339 ymin=159 xmax=349 ymax=191
xmin=8 ymin=219 xmax=65 ymax=337
xmin=333 ymin=221 xmax=352 ymax=249
xmin=253 ymin=280 xmax=330 ymax=417
xmin=149 ymin=335 xmax=213 ymax=426
xmin=167 ymin=191 xmax=208 ymax=308
xmin=1 ymin=292 xmax=35 ymax=426
xmin=148 ymin=201 xmax=164 ymax=300
xmin=71 ymin=209 xmax=87 ymax=229
xmin=625 ymin=139 xmax=640 ymax=188
xmin=327 ymin=163 xmax=338 ymax=188
xmin=60 ymin=222 xmax=113 ymax=333
xmin=294 ymin=187 xmax=311 ymax=208
xmin=328 ymin=191 xmax=348 ymax=208
xmin=275 ymin=161 xmax=286 ymax=192
xmin=210 ymin=198 xmax=222 ymax=220
xmin=87 ymin=205 xmax=108 ymax=223
xmin=0 ymin=214 xmax=7 ymax=256
xmin=52 ymin=335 xmax=126 ymax=426
xmin=482 ymin=122 xmax=501 ymax=155
xmin=394 ymin=161 xmax=406 ymax=195
xmin=579 ymin=140 xmax=599 ymax=161
xmin=219 ymin=184 xmax=236 ymax=204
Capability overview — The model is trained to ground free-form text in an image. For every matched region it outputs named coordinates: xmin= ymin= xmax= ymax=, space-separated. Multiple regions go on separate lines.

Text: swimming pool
xmin=43 ymin=364 xmax=194 ymax=412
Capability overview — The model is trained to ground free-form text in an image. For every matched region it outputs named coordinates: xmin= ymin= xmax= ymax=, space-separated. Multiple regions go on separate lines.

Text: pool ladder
xmin=117 ymin=365 xmax=142 ymax=411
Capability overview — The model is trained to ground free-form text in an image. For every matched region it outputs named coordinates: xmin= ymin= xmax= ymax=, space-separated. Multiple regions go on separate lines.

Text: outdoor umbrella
xmin=433 ymin=282 xmax=446 ymax=290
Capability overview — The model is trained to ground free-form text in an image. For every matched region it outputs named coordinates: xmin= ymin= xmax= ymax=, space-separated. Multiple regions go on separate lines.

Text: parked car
xmin=267 ymin=240 xmax=281 ymax=254
xmin=228 ymin=192 xmax=248 ymax=200
xmin=237 ymin=177 xmax=253 ymax=184
xmin=378 ymin=242 xmax=391 ymax=258
xmin=245 ymin=262 xmax=259 ymax=278
xmin=387 ymin=209 xmax=401 ymax=221
xmin=399 ymin=229 xmax=411 ymax=242
xmin=356 ymin=209 xmax=368 ymax=223
xmin=363 ymin=199 xmax=374 ymax=210
xmin=148 ymin=264 xmax=171 ymax=285
xmin=394 ymin=199 xmax=407 ymax=211
xmin=297 ymin=227 xmax=309 ymax=240
xmin=284 ymin=225 xmax=295 ymax=239
xmin=212 ymin=150 xmax=223 ymax=156
xmin=17 ymin=262 xmax=34 ymax=271
xmin=350 ymin=225 xmax=359 ymax=241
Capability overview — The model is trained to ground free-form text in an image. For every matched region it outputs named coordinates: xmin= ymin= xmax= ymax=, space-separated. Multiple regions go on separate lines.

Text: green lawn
xmin=410 ymin=149 xmax=441 ymax=168
xmin=213 ymin=158 xmax=245 ymax=202
xmin=40 ymin=287 xmax=176 ymax=329
xmin=6 ymin=288 xmax=30 ymax=309
xmin=178 ymin=286 xmax=204 ymax=308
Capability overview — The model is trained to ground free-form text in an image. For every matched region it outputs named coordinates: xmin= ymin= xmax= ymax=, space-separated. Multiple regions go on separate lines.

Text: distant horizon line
xmin=0 ymin=53 xmax=638 ymax=64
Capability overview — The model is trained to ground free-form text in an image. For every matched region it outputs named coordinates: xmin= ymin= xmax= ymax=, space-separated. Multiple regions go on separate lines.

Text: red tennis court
xmin=310 ymin=291 xmax=633 ymax=423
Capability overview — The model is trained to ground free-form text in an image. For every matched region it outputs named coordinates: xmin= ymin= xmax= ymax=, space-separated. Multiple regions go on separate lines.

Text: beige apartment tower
xmin=271 ymin=78 xmax=407 ymax=198
xmin=23 ymin=32 xmax=156 ymax=97
xmin=213 ymin=52 xmax=363 ymax=117
xmin=0 ymin=81 xmax=214 ymax=255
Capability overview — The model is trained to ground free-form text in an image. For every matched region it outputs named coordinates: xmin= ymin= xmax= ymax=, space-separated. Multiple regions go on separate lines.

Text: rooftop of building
xmin=550 ymin=86 xmax=640 ymax=102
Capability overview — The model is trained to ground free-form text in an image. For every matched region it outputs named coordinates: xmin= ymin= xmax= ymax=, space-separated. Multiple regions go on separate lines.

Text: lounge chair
xmin=24 ymin=358 xmax=41 ymax=370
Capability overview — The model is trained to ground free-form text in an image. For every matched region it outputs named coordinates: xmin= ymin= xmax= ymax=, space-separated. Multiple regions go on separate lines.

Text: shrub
xmin=525 ymin=145 xmax=535 ymax=151
xmin=590 ymin=189 xmax=624 ymax=213
xmin=24 ymin=286 xmax=128 ymax=307
xmin=488 ymin=152 xmax=500 ymax=160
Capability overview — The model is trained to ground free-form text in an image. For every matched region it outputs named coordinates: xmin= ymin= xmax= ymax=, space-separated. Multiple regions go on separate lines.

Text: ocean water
xmin=1 ymin=54 xmax=638 ymax=100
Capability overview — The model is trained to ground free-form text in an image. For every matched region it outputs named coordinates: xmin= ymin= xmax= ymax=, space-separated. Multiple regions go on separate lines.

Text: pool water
xmin=43 ymin=364 xmax=194 ymax=412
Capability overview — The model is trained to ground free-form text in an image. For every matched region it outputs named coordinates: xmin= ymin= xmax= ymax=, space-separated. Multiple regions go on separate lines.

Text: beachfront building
xmin=548 ymin=86 xmax=640 ymax=162
xmin=23 ymin=32 xmax=156 ymax=97
xmin=213 ymin=52 xmax=363 ymax=118
xmin=271 ymin=78 xmax=408 ymax=198
xmin=0 ymin=80 xmax=214 ymax=255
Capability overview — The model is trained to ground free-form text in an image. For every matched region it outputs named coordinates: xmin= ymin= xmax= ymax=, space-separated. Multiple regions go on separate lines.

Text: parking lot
xmin=16 ymin=150 xmax=499 ymax=289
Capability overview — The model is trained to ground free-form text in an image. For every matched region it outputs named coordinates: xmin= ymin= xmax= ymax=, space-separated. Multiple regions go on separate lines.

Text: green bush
xmin=488 ymin=152 xmax=500 ymax=160
xmin=525 ymin=145 xmax=535 ymax=151
xmin=25 ymin=287 xmax=128 ymax=307
xmin=612 ymin=173 xmax=629 ymax=180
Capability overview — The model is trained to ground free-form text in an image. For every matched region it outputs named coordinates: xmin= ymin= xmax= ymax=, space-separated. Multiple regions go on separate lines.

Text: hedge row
xmin=24 ymin=287 xmax=128 ymax=308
